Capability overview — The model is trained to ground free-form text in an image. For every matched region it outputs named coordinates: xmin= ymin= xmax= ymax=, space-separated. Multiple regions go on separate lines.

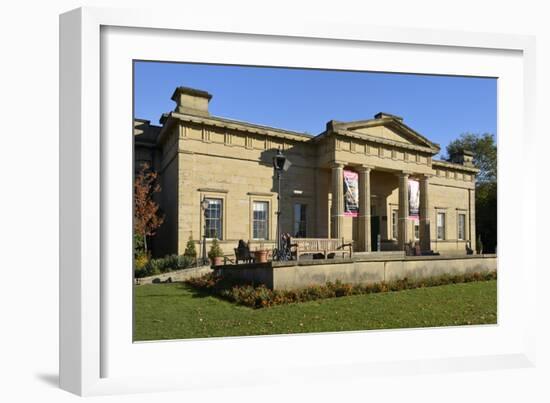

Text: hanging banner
xmin=343 ymin=170 xmax=359 ymax=217
xmin=408 ymin=179 xmax=420 ymax=219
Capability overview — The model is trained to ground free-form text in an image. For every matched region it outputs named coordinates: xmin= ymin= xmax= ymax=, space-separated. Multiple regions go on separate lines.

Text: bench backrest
xmin=290 ymin=238 xmax=342 ymax=251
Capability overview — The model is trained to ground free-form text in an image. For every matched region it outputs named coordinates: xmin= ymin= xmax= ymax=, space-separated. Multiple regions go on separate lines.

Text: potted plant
xmin=253 ymin=242 xmax=269 ymax=263
xmin=208 ymin=238 xmax=224 ymax=266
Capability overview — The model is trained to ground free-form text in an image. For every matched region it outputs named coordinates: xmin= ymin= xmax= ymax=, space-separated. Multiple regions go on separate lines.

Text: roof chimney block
xmin=171 ymin=87 xmax=212 ymax=117
xmin=450 ymin=150 xmax=475 ymax=166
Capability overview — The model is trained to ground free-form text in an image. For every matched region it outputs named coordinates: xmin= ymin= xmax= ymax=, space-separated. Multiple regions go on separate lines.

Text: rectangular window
xmin=205 ymin=198 xmax=223 ymax=239
xmin=414 ymin=223 xmax=420 ymax=240
xmin=293 ymin=204 xmax=307 ymax=237
xmin=391 ymin=210 xmax=398 ymax=239
xmin=437 ymin=212 xmax=446 ymax=240
xmin=458 ymin=213 xmax=466 ymax=240
xmin=253 ymin=201 xmax=269 ymax=240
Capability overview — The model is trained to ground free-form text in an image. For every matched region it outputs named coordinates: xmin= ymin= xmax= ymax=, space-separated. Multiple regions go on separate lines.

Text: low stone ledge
xmin=136 ymin=265 xmax=213 ymax=285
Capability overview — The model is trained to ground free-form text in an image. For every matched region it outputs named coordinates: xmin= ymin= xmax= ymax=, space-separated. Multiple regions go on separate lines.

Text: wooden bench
xmin=289 ymin=237 xmax=353 ymax=260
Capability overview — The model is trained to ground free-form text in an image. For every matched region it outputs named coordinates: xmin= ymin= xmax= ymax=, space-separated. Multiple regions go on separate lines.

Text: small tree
xmin=134 ymin=163 xmax=164 ymax=254
xmin=183 ymin=234 xmax=198 ymax=263
xmin=208 ymin=238 xmax=223 ymax=261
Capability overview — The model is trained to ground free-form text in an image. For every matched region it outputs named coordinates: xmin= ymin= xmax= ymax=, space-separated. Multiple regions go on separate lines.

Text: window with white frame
xmin=205 ymin=198 xmax=223 ymax=239
xmin=458 ymin=213 xmax=466 ymax=240
xmin=293 ymin=203 xmax=307 ymax=237
xmin=437 ymin=212 xmax=446 ymax=240
xmin=252 ymin=201 xmax=269 ymax=240
xmin=414 ymin=222 xmax=420 ymax=240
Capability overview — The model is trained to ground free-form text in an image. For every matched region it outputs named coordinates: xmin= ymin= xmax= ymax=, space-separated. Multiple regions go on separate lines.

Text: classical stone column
xmin=469 ymin=188 xmax=477 ymax=252
xmin=397 ymin=172 xmax=410 ymax=251
xmin=357 ymin=166 xmax=372 ymax=252
xmin=330 ymin=162 xmax=345 ymax=240
xmin=419 ymin=175 xmax=431 ymax=252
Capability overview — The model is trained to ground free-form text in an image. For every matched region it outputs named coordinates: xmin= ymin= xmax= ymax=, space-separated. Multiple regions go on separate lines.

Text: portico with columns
xmin=314 ymin=112 xmax=478 ymax=254
xmin=325 ymin=164 xmax=435 ymax=254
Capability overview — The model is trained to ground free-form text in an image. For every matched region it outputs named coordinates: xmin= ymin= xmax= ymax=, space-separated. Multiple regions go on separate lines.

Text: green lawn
xmin=134 ymin=280 xmax=497 ymax=341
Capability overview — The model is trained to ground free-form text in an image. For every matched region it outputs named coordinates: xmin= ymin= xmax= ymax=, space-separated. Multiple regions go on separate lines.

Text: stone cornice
xmin=169 ymin=112 xmax=313 ymax=143
xmin=171 ymin=86 xmax=213 ymax=101
xmin=432 ymin=159 xmax=479 ymax=173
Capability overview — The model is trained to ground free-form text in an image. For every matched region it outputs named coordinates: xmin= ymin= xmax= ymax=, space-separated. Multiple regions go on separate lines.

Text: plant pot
xmin=211 ymin=256 xmax=223 ymax=266
xmin=253 ymin=250 xmax=269 ymax=263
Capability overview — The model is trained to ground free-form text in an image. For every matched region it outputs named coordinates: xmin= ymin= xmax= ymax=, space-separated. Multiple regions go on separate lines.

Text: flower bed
xmin=184 ymin=270 xmax=497 ymax=309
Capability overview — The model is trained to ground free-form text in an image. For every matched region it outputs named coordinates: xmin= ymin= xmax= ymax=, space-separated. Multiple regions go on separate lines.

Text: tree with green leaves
xmin=445 ymin=133 xmax=497 ymax=183
xmin=445 ymin=133 xmax=497 ymax=253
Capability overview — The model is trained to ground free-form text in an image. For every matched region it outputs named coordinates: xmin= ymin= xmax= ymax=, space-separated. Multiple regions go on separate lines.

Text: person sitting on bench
xmin=235 ymin=240 xmax=253 ymax=264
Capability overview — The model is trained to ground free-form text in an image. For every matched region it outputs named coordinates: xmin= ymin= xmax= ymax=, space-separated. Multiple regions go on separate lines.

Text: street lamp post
xmin=200 ymin=197 xmax=210 ymax=266
xmin=272 ymin=149 xmax=291 ymax=260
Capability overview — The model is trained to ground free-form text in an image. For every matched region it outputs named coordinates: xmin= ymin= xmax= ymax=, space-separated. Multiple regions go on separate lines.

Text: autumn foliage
xmin=134 ymin=163 xmax=164 ymax=253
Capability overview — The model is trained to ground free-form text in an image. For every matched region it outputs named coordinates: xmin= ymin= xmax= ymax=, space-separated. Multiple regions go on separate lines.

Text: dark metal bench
xmin=234 ymin=246 xmax=254 ymax=264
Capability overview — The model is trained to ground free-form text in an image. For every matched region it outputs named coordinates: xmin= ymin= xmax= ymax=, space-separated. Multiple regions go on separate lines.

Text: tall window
xmin=253 ymin=201 xmax=269 ymax=240
xmin=414 ymin=223 xmax=420 ymax=240
xmin=205 ymin=198 xmax=223 ymax=239
xmin=437 ymin=212 xmax=446 ymax=240
xmin=293 ymin=204 xmax=307 ymax=237
xmin=391 ymin=210 xmax=398 ymax=239
xmin=458 ymin=213 xmax=466 ymax=240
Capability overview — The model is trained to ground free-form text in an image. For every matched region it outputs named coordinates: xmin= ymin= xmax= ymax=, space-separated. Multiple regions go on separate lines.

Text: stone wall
xmin=215 ymin=254 xmax=497 ymax=290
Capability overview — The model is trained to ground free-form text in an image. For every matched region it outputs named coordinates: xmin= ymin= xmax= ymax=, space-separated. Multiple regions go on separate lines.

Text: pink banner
xmin=343 ymin=170 xmax=359 ymax=217
xmin=408 ymin=179 xmax=420 ymax=219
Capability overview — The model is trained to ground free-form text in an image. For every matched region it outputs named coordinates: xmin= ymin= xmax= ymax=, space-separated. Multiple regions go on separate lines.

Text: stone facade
xmin=135 ymin=87 xmax=479 ymax=258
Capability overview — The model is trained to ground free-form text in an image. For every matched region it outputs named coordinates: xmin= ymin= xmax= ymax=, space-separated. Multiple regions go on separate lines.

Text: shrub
xmin=184 ymin=270 xmax=497 ymax=309
xmin=135 ymin=251 xmax=149 ymax=269
xmin=208 ymin=238 xmax=223 ymax=260
xmin=184 ymin=235 xmax=198 ymax=261
xmin=134 ymin=254 xmax=195 ymax=278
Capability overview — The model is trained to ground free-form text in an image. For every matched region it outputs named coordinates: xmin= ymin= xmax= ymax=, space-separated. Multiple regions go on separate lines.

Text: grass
xmin=134 ymin=280 xmax=497 ymax=341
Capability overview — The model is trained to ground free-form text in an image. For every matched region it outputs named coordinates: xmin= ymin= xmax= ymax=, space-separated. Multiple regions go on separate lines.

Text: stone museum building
xmin=134 ymin=86 xmax=479 ymax=258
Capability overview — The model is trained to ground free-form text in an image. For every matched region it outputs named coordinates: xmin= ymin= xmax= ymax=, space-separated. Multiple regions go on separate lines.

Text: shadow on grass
xmin=177 ymin=282 xmax=221 ymax=300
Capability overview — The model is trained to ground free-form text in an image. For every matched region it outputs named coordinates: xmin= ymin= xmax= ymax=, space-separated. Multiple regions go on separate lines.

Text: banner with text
xmin=408 ymin=179 xmax=420 ymax=219
xmin=343 ymin=170 xmax=359 ymax=217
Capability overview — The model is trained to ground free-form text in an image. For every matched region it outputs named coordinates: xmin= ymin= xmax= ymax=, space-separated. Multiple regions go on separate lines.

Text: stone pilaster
xmin=357 ymin=166 xmax=372 ymax=252
xmin=398 ymin=172 xmax=410 ymax=251
xmin=419 ymin=175 xmax=431 ymax=252
xmin=330 ymin=162 xmax=345 ymax=240
xmin=469 ymin=188 xmax=477 ymax=252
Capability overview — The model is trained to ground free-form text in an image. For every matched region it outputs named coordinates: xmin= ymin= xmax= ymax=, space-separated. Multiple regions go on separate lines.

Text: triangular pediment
xmin=334 ymin=117 xmax=439 ymax=152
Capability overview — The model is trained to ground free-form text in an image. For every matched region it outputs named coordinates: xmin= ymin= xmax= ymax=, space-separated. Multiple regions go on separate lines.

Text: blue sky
xmin=134 ymin=61 xmax=496 ymax=158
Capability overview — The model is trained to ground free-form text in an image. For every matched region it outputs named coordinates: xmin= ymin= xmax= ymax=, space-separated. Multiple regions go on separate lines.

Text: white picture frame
xmin=59 ymin=6 xmax=537 ymax=396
